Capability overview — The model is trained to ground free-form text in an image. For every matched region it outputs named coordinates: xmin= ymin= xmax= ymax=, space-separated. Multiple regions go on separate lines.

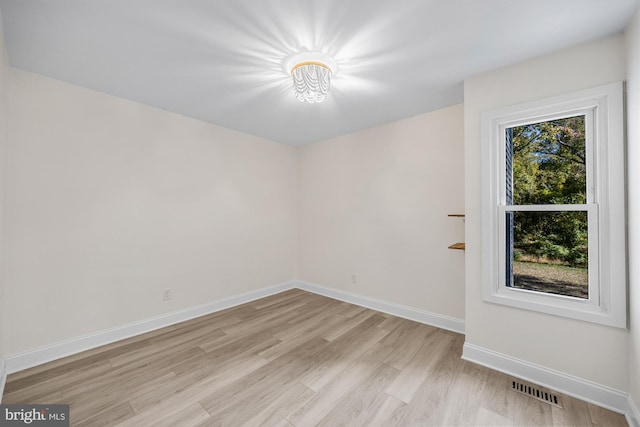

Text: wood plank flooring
xmin=2 ymin=289 xmax=628 ymax=426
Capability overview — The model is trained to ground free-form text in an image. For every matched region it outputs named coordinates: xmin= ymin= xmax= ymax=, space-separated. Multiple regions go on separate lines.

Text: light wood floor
xmin=3 ymin=289 xmax=628 ymax=426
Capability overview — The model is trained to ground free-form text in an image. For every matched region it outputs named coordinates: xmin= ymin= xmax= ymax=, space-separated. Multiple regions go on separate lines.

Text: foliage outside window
xmin=507 ymin=116 xmax=590 ymax=299
xmin=481 ymin=83 xmax=626 ymax=328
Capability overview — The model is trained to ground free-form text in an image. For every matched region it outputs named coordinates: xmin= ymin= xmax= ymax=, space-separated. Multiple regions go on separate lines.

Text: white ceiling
xmin=0 ymin=0 xmax=638 ymax=145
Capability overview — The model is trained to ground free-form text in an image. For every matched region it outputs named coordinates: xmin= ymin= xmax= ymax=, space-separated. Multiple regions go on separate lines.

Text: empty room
xmin=0 ymin=0 xmax=639 ymax=426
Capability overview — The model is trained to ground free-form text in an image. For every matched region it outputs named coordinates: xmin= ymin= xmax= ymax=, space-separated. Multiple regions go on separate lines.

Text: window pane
xmin=507 ymin=210 xmax=588 ymax=299
xmin=507 ymin=116 xmax=586 ymax=205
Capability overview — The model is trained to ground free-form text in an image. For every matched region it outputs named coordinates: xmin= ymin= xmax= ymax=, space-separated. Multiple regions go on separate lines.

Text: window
xmin=481 ymin=82 xmax=626 ymax=328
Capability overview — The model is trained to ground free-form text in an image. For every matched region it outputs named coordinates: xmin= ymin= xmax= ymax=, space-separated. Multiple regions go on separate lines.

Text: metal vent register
xmin=511 ymin=380 xmax=562 ymax=408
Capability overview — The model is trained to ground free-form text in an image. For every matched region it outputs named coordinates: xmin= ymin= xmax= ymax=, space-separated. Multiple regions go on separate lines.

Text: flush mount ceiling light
xmin=286 ymin=52 xmax=337 ymax=103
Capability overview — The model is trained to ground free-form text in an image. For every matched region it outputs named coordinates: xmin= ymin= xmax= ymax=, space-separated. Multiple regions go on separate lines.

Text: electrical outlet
xmin=351 ymin=274 xmax=357 ymax=284
xmin=162 ymin=289 xmax=172 ymax=301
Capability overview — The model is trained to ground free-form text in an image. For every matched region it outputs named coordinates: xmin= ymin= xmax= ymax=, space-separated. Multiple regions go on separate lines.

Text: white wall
xmin=5 ymin=69 xmax=297 ymax=356
xmin=298 ymin=104 xmax=465 ymax=321
xmin=0 ymin=8 xmax=8 ymax=367
xmin=464 ymin=35 xmax=629 ymax=391
xmin=625 ymin=7 xmax=640 ymax=416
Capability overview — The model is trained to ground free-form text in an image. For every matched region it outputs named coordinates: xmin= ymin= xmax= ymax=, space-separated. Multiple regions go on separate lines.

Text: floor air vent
xmin=511 ymin=380 xmax=562 ymax=408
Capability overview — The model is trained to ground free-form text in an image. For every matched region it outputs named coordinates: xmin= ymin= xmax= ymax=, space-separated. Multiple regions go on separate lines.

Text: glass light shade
xmin=292 ymin=62 xmax=331 ymax=103
xmin=286 ymin=52 xmax=336 ymax=104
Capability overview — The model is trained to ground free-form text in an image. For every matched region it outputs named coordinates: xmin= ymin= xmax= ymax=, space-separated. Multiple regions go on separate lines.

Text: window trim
xmin=481 ymin=82 xmax=627 ymax=328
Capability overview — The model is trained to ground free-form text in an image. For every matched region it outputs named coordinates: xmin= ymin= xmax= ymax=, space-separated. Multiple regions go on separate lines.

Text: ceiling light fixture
xmin=287 ymin=52 xmax=337 ymax=103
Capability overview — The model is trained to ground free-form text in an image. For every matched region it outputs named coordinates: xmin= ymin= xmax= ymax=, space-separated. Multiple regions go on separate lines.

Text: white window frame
xmin=481 ymin=82 xmax=627 ymax=328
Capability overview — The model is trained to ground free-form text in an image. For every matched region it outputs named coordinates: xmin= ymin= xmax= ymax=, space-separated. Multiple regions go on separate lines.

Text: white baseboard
xmin=628 ymin=395 xmax=640 ymax=427
xmin=296 ymin=281 xmax=465 ymax=334
xmin=5 ymin=281 xmax=296 ymax=374
xmin=4 ymin=279 xmax=464 ymax=375
xmin=0 ymin=358 xmax=6 ymax=403
xmin=462 ymin=342 xmax=629 ymax=415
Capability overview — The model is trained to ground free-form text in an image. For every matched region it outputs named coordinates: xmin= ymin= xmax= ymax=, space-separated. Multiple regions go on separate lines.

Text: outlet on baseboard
xmin=162 ymin=289 xmax=172 ymax=301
